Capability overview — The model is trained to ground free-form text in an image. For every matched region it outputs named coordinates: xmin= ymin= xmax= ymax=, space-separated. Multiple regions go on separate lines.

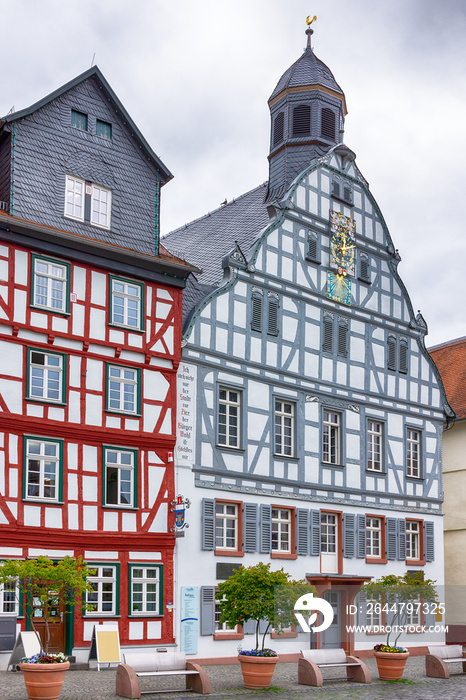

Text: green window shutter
xmin=387 ymin=336 xmax=397 ymax=371
xmin=251 ymin=294 xmax=262 ymax=331
xmin=267 ymin=298 xmax=279 ymax=336
xmin=399 ymin=339 xmax=408 ymax=374
xmin=323 ymin=315 xmax=333 ymax=353
xmin=337 ymin=321 xmax=348 ymax=357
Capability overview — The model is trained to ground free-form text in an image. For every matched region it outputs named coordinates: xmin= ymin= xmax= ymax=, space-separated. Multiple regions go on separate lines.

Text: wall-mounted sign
xmin=180 ymin=586 xmax=198 ymax=654
xmin=176 ymin=364 xmax=197 ymax=467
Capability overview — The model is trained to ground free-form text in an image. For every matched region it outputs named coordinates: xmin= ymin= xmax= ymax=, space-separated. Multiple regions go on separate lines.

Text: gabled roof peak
xmin=1 ymin=65 xmax=172 ymax=183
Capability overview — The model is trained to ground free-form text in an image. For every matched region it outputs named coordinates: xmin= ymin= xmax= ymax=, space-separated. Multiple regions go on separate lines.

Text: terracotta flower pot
xmin=19 ymin=661 xmax=70 ymax=700
xmin=374 ymin=650 xmax=409 ymax=680
xmin=238 ymin=654 xmax=278 ymax=689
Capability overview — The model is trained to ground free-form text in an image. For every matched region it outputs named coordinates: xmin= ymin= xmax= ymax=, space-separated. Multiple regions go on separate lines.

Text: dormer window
xmin=71 ymin=109 xmax=88 ymax=132
xmin=321 ymin=108 xmax=336 ymax=141
xmin=273 ymin=112 xmax=284 ymax=146
xmin=292 ymin=105 xmax=311 ymax=136
xmin=65 ymin=175 xmax=111 ymax=229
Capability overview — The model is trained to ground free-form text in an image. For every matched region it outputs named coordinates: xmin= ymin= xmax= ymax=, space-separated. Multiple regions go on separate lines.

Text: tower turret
xmin=266 ymin=21 xmax=347 ymax=202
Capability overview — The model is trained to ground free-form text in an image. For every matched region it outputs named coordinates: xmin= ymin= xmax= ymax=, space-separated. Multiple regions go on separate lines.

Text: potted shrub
xmin=0 ymin=556 xmax=93 ymax=700
xmin=216 ymin=562 xmax=316 ymax=689
xmin=361 ymin=572 xmax=438 ymax=680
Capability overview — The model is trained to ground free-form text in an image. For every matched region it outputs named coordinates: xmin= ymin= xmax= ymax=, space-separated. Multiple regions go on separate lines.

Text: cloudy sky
xmin=1 ymin=0 xmax=465 ymax=349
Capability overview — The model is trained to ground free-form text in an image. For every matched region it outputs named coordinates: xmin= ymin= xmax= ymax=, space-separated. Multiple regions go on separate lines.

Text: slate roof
xmin=162 ymin=182 xmax=270 ymax=287
xmin=429 ymin=337 xmax=466 ymax=420
xmin=1 ymin=65 xmax=172 ymax=183
xmin=269 ymin=46 xmax=345 ymax=104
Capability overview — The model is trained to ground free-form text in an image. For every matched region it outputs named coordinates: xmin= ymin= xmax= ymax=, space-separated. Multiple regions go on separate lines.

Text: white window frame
xmin=323 ymin=410 xmax=341 ymax=464
xmin=367 ymin=420 xmax=383 ymax=472
xmin=33 ymin=258 xmax=68 ymax=313
xmin=25 ymin=438 xmax=60 ymax=502
xmin=91 ymin=184 xmax=111 ymax=229
xmin=406 ymin=520 xmax=420 ymax=560
xmin=366 ymin=517 xmax=382 ymax=558
xmin=366 ymin=598 xmax=382 ymax=628
xmin=215 ymin=502 xmax=238 ymax=550
xmin=321 ymin=512 xmax=337 ymax=554
xmin=218 ymin=387 xmax=241 ymax=448
xmin=130 ymin=565 xmax=161 ymax=616
xmin=274 ymin=400 xmax=295 ymax=457
xmin=28 ymin=350 xmax=64 ymax=403
xmin=107 ymin=365 xmax=139 ymax=414
xmin=407 ymin=429 xmax=421 ymax=478
xmin=271 ymin=507 xmax=291 ymax=553
xmin=110 ymin=278 xmax=143 ymax=330
xmin=0 ymin=579 xmax=18 ymax=615
xmin=86 ymin=565 xmax=117 ymax=616
xmin=64 ymin=175 xmax=111 ymax=229
xmin=104 ymin=448 xmax=135 ymax=508
xmin=215 ymin=594 xmax=238 ymax=633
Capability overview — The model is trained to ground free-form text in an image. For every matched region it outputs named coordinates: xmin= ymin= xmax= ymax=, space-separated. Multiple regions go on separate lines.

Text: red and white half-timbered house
xmin=0 ymin=67 xmax=194 ymax=665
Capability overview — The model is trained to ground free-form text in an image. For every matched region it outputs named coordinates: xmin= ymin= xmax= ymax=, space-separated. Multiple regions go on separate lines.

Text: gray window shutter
xmin=343 ymin=186 xmax=352 ymax=204
xmin=323 ymin=316 xmax=333 ymax=353
xmin=357 ymin=591 xmax=367 ymax=626
xmin=296 ymin=509 xmax=310 ymax=556
xmin=200 ymin=586 xmax=215 ymax=635
xmin=307 ymin=234 xmax=318 ymax=261
xmin=260 ymin=504 xmax=271 ymax=553
xmin=387 ymin=336 xmax=396 ymax=371
xmin=357 ymin=514 xmax=366 ymax=558
xmin=386 ymin=518 xmax=397 ymax=560
xmin=202 ymin=498 xmax=215 ymax=551
xmin=343 ymin=513 xmax=355 ymax=558
xmin=267 ymin=298 xmax=279 ymax=336
xmin=310 ymin=509 xmax=321 ymax=556
xmin=425 ymin=521 xmax=435 ymax=562
xmin=331 ymin=181 xmax=340 ymax=198
xmin=243 ymin=619 xmax=255 ymax=634
xmin=397 ymin=519 xmax=406 ymax=560
xmin=243 ymin=503 xmax=258 ymax=553
xmin=337 ymin=322 xmax=348 ymax=357
xmin=251 ymin=294 xmax=262 ymax=331
xmin=360 ymin=255 xmax=369 ymax=281
xmin=399 ymin=340 xmax=408 ymax=374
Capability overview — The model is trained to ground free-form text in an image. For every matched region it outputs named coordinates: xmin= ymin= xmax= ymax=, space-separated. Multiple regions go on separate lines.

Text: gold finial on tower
xmin=305 ymin=15 xmax=317 ymax=48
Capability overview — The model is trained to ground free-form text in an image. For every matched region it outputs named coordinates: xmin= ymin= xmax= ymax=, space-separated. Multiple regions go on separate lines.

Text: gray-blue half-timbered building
xmin=165 ymin=27 xmax=451 ymax=657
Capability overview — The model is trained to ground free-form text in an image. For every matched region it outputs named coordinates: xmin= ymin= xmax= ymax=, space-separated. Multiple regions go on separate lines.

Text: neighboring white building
xmin=166 ymin=28 xmax=451 ymax=658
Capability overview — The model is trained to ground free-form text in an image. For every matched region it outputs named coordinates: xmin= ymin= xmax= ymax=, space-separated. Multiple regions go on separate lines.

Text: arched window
xmin=321 ymin=108 xmax=336 ymax=140
xmin=293 ymin=105 xmax=311 ymax=136
xmin=273 ymin=112 xmax=284 ymax=146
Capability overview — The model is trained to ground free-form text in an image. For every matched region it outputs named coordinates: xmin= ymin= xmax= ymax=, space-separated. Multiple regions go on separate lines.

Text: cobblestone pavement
xmin=2 ymin=656 xmax=466 ymax=700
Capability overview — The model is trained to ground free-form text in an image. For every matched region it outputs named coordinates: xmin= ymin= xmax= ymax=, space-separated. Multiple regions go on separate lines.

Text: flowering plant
xmin=373 ymin=644 xmax=408 ymax=654
xmin=21 ymin=652 xmax=68 ymax=664
xmin=238 ymin=648 xmax=277 ymax=658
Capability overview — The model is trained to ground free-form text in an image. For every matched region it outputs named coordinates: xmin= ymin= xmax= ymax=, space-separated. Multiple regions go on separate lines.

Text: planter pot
xmin=19 ymin=661 xmax=70 ymax=700
xmin=374 ymin=651 xmax=409 ymax=680
xmin=238 ymin=654 xmax=278 ymax=689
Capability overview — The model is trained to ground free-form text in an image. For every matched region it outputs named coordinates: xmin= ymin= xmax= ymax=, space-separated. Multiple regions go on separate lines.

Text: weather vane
xmin=306 ymin=15 xmax=317 ymax=27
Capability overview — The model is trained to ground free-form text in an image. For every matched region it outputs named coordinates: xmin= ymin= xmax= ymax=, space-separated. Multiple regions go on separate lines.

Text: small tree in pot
xmin=0 ymin=556 xmax=94 ymax=700
xmin=361 ymin=571 xmax=438 ymax=680
xmin=217 ymin=562 xmax=316 ymax=689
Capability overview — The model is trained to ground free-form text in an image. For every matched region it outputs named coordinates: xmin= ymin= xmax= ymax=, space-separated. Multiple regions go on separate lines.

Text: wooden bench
xmin=298 ymin=648 xmax=371 ymax=687
xmin=116 ymin=651 xmax=211 ymax=697
xmin=425 ymin=644 xmax=466 ymax=679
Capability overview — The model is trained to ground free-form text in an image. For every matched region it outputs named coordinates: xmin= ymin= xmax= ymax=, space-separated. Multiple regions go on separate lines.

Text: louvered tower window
xmin=306 ymin=232 xmax=319 ymax=262
xmin=359 ymin=254 xmax=370 ymax=282
xmin=293 ymin=105 xmax=311 ymax=136
xmin=321 ymin=108 xmax=336 ymax=140
xmin=331 ymin=181 xmax=340 ymax=198
xmin=251 ymin=293 xmax=262 ymax=331
xmin=273 ymin=112 xmax=284 ymax=146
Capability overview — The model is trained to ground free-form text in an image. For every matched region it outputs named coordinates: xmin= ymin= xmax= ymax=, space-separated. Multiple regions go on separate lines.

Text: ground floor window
xmin=86 ymin=564 xmax=119 ymax=616
xmin=129 ymin=565 xmax=162 ymax=616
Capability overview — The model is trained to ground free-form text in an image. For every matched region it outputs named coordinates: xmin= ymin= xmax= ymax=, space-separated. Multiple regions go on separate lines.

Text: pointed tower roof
xmin=269 ymin=25 xmax=347 ymax=114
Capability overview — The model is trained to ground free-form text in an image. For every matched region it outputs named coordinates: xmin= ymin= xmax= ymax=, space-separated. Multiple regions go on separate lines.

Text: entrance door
xmin=321 ymin=590 xmax=341 ymax=649
xmin=31 ymin=590 xmax=66 ymax=653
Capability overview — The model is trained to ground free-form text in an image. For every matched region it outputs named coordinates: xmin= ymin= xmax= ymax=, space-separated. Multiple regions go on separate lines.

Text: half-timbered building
xmin=0 ymin=67 xmax=194 ymax=666
xmin=165 ymin=28 xmax=451 ymax=657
